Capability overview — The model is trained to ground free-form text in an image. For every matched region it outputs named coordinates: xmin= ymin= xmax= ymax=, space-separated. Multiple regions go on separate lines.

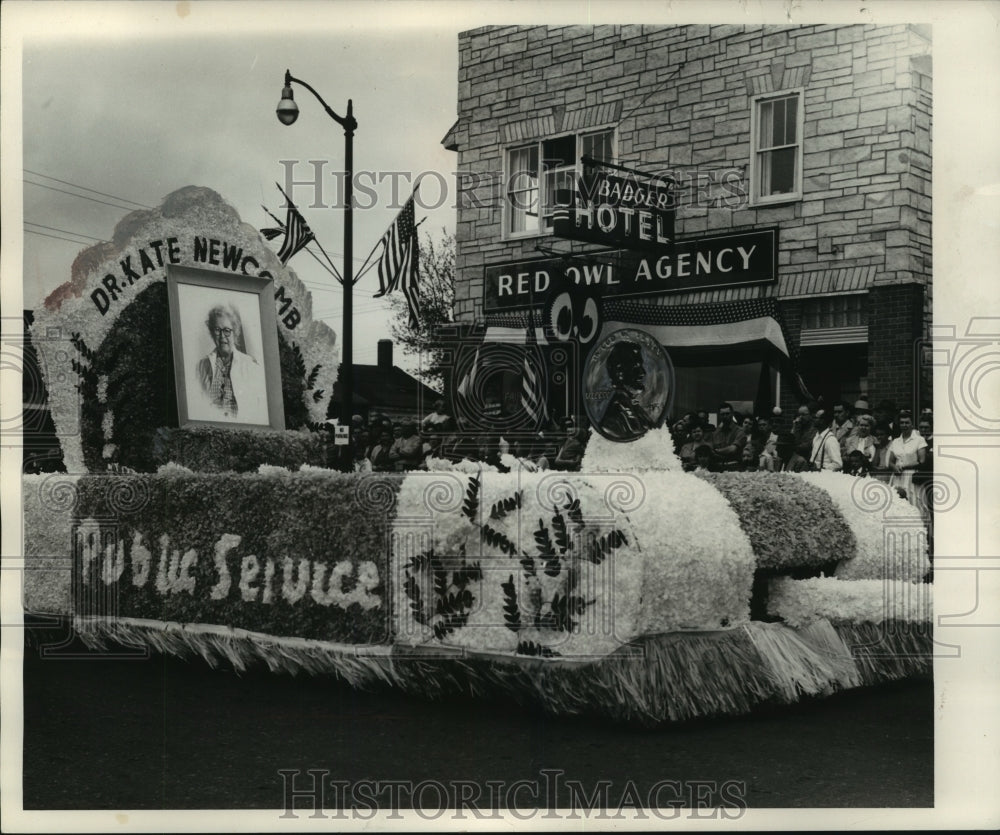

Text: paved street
xmin=21 ymin=627 xmax=932 ymax=811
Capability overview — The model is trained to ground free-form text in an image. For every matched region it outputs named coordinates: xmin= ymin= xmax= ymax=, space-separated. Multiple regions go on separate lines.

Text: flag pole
xmin=355 ymin=230 xmax=385 ymax=290
xmin=262 ymin=205 xmax=341 ymax=283
xmin=274 ymin=181 xmax=343 ymax=282
xmin=308 ymin=236 xmax=345 ymax=285
xmin=261 ymin=204 xmax=284 ymax=228
xmin=343 ymin=97 xmax=355 ymax=462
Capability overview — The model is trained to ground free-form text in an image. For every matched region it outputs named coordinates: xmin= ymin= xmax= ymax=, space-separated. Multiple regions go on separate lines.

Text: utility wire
xmin=314 ymin=299 xmax=389 ymax=311
xmin=313 ymin=302 xmax=391 ymax=317
xmin=299 ymin=282 xmax=339 ymax=294
xmin=312 ymin=307 xmax=392 ymax=319
xmin=313 ymin=311 xmax=390 ymax=322
xmin=23 ymin=179 xmax=146 ymax=213
xmin=24 ymin=221 xmax=108 ymax=243
xmin=23 ymin=169 xmax=153 ymax=209
xmin=25 ymin=228 xmax=99 ymax=246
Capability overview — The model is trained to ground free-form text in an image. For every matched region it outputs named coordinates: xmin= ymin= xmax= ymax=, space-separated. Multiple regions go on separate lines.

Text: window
xmin=750 ymin=91 xmax=803 ymax=204
xmin=802 ymin=295 xmax=868 ymax=330
xmin=506 ymin=146 xmax=539 ymax=235
xmin=505 ymin=128 xmax=614 ymax=238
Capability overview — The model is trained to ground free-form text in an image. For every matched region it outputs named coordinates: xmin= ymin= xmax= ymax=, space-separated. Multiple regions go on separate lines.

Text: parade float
xmin=22 ymin=187 xmax=932 ymax=725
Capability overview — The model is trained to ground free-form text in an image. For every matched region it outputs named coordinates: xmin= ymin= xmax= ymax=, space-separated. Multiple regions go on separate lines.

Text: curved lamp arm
xmin=285 ymin=70 xmax=357 ymax=133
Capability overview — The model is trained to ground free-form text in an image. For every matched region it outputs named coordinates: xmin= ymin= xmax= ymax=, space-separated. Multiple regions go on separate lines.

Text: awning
xmin=486 ymin=299 xmax=790 ymax=356
xmin=601 ymin=297 xmax=791 ymax=357
xmin=597 ymin=315 xmax=788 ymax=356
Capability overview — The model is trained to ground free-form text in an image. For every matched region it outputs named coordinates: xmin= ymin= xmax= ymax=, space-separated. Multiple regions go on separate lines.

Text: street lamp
xmin=276 ymin=69 xmax=356 ymax=469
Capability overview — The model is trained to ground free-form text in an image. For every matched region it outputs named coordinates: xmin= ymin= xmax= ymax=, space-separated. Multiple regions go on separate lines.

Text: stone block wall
xmin=451 ymin=23 xmax=932 ymax=324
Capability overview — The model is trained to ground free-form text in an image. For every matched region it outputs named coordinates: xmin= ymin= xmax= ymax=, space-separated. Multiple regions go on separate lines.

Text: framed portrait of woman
xmin=166 ymin=265 xmax=285 ymax=430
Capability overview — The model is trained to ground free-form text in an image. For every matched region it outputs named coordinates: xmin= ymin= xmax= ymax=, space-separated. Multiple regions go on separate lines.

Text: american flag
xmin=521 ymin=327 xmax=549 ymax=427
xmin=457 ymin=346 xmax=479 ymax=400
xmin=373 ymin=194 xmax=420 ymax=328
xmin=274 ymin=202 xmax=315 ymax=264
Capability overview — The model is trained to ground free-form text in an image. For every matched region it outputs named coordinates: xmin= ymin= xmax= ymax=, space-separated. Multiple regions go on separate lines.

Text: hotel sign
xmin=483 ymin=228 xmax=778 ymax=313
xmin=552 ymin=167 xmax=675 ymax=251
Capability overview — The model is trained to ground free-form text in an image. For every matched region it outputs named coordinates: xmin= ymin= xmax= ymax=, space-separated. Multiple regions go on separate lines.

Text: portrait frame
xmin=166 ymin=264 xmax=285 ymax=430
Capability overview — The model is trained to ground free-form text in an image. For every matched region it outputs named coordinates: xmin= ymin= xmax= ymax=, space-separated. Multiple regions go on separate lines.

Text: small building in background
xmin=327 ymin=339 xmax=442 ymax=424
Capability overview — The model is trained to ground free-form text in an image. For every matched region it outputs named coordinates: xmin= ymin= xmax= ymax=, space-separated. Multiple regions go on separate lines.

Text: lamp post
xmin=277 ymin=69 xmax=356 ymax=470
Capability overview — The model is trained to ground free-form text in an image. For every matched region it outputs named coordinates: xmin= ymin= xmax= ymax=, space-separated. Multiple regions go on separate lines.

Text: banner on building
xmin=484 ymin=228 xmax=778 ymax=313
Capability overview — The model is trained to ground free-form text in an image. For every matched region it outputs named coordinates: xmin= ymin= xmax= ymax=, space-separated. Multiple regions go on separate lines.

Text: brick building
xmin=443 ymin=24 xmax=932 ymax=425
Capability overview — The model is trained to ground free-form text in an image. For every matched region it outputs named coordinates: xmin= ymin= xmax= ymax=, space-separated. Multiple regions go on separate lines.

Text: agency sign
xmin=484 ymin=228 xmax=778 ymax=313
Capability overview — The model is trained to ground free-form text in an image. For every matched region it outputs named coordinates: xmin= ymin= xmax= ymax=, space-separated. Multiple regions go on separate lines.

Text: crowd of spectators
xmin=344 ymin=395 xmax=935 ymax=525
xmin=344 ymin=400 xmax=587 ymax=475
xmin=669 ymin=398 xmax=935 ymax=520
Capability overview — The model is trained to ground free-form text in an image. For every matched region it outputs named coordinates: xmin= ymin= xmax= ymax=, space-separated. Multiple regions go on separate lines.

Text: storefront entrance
xmin=797 ymin=343 xmax=868 ymax=407
xmin=669 ymin=347 xmax=779 ymax=420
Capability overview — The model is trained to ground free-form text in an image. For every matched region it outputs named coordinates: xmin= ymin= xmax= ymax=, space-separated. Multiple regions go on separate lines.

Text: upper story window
xmin=750 ymin=90 xmax=803 ymax=205
xmin=505 ymin=128 xmax=615 ymax=238
xmin=802 ymin=294 xmax=868 ymax=330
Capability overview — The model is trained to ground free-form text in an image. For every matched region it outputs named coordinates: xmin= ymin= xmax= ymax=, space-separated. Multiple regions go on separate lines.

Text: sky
xmin=15 ymin=5 xmax=463 ymax=371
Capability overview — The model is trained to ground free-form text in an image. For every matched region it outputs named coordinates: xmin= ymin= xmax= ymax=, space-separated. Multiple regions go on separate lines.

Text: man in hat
xmin=766 ymin=432 xmax=810 ymax=472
